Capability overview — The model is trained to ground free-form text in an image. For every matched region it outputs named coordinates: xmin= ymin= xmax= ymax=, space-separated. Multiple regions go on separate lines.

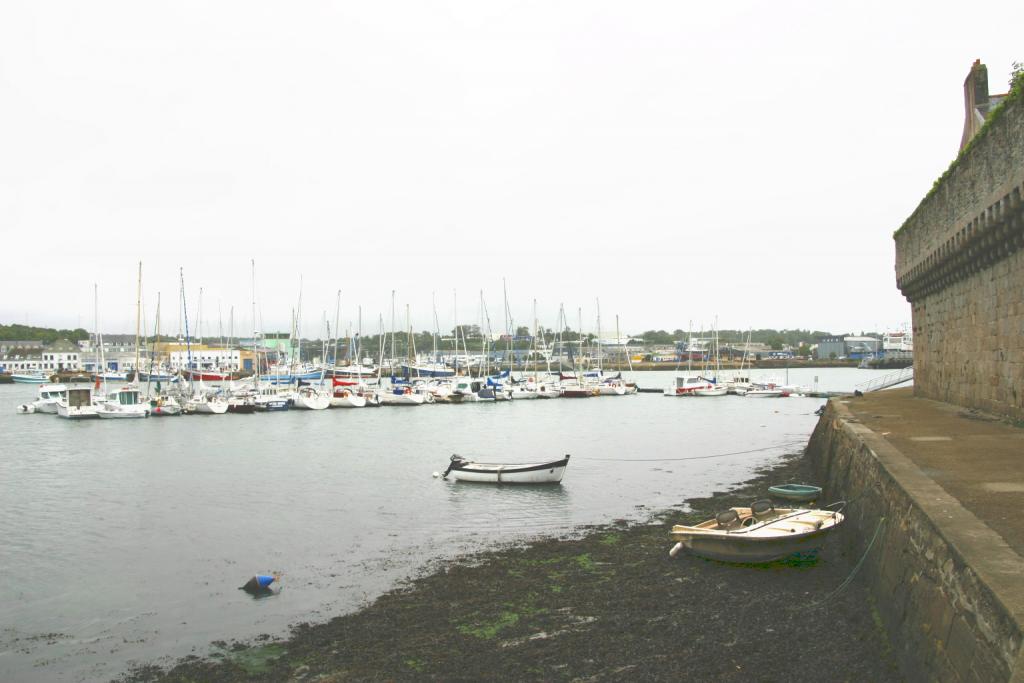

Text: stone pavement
xmin=844 ymin=387 xmax=1024 ymax=557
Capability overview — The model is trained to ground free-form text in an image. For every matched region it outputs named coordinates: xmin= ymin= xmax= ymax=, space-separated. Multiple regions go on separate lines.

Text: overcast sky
xmin=1 ymin=1 xmax=1021 ymax=338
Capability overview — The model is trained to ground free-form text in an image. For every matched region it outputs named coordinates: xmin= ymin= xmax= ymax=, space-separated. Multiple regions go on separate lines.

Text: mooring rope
xmin=573 ymin=441 xmax=808 ymax=462
xmin=803 ymin=515 xmax=887 ymax=609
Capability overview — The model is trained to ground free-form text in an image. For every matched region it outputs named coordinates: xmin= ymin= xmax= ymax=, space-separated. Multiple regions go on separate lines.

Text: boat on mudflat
xmin=669 ymin=500 xmax=844 ymax=563
xmin=767 ymin=483 xmax=822 ymax=502
xmin=439 ymin=454 xmax=570 ymax=484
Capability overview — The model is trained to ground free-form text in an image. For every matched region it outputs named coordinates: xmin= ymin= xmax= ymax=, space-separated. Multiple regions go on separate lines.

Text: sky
xmin=1 ymin=1 xmax=1021 ymax=338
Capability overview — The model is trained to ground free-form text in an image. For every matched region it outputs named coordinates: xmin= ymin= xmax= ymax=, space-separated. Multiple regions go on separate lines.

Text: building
xmin=1 ymin=339 xmax=82 ymax=373
xmin=815 ymin=336 xmax=846 ymax=360
xmin=895 ymin=60 xmax=1023 ymax=418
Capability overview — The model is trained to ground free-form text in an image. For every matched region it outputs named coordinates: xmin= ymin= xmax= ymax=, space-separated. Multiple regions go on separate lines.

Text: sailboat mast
xmin=333 ymin=290 xmax=341 ymax=382
xmin=596 ymin=298 xmax=602 ymax=373
xmin=134 ymin=261 xmax=142 ymax=384
xmin=390 ymin=290 xmax=396 ymax=368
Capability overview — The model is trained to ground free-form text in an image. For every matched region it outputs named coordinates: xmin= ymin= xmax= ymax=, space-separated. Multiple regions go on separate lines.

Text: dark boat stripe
xmin=451 ymin=457 xmax=570 ymax=474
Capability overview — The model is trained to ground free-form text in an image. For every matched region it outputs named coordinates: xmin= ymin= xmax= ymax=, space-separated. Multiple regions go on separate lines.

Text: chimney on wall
xmin=960 ymin=59 xmax=990 ymax=150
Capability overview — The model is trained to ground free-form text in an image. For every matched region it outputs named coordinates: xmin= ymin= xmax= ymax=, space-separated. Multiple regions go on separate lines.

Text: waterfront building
xmin=1 ymin=339 xmax=82 ymax=373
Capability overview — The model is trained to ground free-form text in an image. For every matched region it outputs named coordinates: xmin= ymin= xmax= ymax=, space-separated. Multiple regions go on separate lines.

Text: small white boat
xmin=669 ymin=501 xmax=845 ymax=563
xmin=664 ymin=373 xmax=716 ymax=397
xmin=330 ymin=387 xmax=367 ymax=408
xmin=149 ymin=395 xmax=183 ymax=416
xmin=694 ymin=385 xmax=728 ymax=397
xmin=292 ymin=385 xmax=332 ymax=410
xmin=378 ymin=385 xmax=428 ymax=405
xmin=447 ymin=379 xmax=495 ymax=403
xmin=96 ymin=386 xmax=150 ymax=418
xmin=12 ymin=371 xmax=52 ymax=384
xmin=56 ymin=387 xmax=101 ymax=419
xmin=439 ymin=454 xmax=571 ymax=484
xmin=745 ymin=386 xmax=784 ymax=398
xmin=185 ymin=392 xmax=230 ymax=414
xmin=17 ymin=383 xmax=67 ymax=414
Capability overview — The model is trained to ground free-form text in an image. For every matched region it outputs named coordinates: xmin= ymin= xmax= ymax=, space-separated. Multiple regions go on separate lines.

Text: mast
xmin=596 ymin=298 xmax=602 ymax=374
xmin=390 ymin=290 xmax=396 ymax=371
xmin=149 ymin=292 xmax=161 ymax=396
xmin=180 ymin=268 xmax=194 ymax=395
xmin=251 ymin=259 xmax=260 ymax=386
xmin=332 ymin=290 xmax=341 ymax=384
xmin=134 ymin=261 xmax=142 ymax=385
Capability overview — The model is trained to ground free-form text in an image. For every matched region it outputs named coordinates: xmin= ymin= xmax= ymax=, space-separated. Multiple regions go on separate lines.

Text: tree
xmin=515 ymin=326 xmax=530 ymax=337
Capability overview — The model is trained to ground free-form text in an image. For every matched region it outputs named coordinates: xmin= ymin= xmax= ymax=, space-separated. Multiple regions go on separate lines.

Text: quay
xmin=809 ymin=390 xmax=1024 ymax=681
xmin=806 ymin=60 xmax=1024 ymax=681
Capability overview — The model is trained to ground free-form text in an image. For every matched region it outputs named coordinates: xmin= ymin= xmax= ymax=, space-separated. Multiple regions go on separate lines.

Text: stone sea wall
xmin=807 ymin=401 xmax=1024 ymax=682
xmin=895 ymin=85 xmax=1024 ymax=420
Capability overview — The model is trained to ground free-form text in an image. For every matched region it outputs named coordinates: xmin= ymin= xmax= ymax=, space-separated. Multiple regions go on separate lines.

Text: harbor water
xmin=0 ymin=368 xmax=892 ymax=681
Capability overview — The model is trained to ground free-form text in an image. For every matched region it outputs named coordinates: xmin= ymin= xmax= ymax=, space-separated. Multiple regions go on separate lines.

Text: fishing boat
xmin=56 ymin=387 xmax=101 ymax=419
xmin=664 ymin=372 xmax=716 ymax=396
xmin=767 ymin=484 xmax=823 ymax=503
xmin=668 ymin=500 xmax=845 ymax=563
xmin=12 ymin=371 xmax=52 ymax=384
xmin=438 ymin=454 xmax=571 ymax=484
xmin=96 ymin=386 xmax=150 ymax=418
xmin=17 ymin=383 xmax=67 ymax=414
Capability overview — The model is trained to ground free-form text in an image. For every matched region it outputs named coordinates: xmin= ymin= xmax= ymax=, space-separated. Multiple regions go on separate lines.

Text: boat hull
xmin=767 ymin=484 xmax=822 ymax=502
xmin=330 ymin=392 xmax=367 ymax=408
xmin=670 ymin=508 xmax=843 ymax=563
xmin=446 ymin=455 xmax=570 ymax=484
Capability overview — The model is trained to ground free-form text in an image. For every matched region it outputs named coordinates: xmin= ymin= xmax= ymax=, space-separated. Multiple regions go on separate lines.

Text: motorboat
xmin=664 ymin=373 xmax=716 ymax=396
xmin=96 ymin=386 xmax=150 ymax=418
xmin=438 ymin=454 xmax=571 ymax=484
xmin=17 ymin=383 xmax=67 ymax=414
xmin=56 ymin=387 xmax=101 ymax=419
xmin=448 ymin=379 xmax=495 ymax=403
xmin=694 ymin=385 xmax=728 ymax=397
xmin=744 ymin=385 xmax=784 ymax=398
xmin=669 ymin=500 xmax=844 ymax=563
xmin=12 ymin=371 xmax=51 ymax=384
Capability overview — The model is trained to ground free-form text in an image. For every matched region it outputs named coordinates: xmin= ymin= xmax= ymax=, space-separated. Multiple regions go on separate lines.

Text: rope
xmin=573 ymin=441 xmax=807 ymax=463
xmin=803 ymin=515 xmax=886 ymax=609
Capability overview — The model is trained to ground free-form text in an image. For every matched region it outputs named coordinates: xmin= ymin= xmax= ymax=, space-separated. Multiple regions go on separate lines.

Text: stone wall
xmin=894 ymin=81 xmax=1024 ymax=420
xmin=807 ymin=402 xmax=1024 ymax=682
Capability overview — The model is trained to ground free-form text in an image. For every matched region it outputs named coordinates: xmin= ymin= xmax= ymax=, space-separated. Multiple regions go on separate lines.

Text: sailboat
xmin=96 ymin=263 xmax=151 ymax=418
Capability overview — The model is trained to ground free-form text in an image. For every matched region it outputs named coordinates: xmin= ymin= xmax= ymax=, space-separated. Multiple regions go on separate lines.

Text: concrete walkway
xmin=845 ymin=387 xmax=1024 ymax=557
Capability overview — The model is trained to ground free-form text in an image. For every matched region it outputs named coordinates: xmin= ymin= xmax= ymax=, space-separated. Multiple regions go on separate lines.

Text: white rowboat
xmin=440 ymin=454 xmax=570 ymax=484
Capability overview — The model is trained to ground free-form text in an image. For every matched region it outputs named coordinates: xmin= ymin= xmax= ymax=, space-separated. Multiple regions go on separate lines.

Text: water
xmin=0 ymin=368 xmax=887 ymax=681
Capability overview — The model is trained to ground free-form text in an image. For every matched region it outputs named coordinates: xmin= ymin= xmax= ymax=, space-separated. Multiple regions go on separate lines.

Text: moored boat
xmin=56 ymin=387 xmax=101 ymax=419
xmin=664 ymin=373 xmax=716 ymax=396
xmin=17 ymin=383 xmax=67 ymax=414
xmin=668 ymin=500 xmax=844 ymax=563
xmin=767 ymin=483 xmax=823 ymax=503
xmin=439 ymin=454 xmax=571 ymax=484
xmin=96 ymin=386 xmax=150 ymax=418
xmin=12 ymin=371 xmax=52 ymax=384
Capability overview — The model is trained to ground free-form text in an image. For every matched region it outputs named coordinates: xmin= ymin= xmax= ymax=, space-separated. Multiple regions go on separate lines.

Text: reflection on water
xmin=0 ymin=368 xmax=884 ymax=682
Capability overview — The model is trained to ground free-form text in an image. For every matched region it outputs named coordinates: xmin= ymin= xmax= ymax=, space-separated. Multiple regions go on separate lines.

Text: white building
xmin=169 ymin=349 xmax=240 ymax=371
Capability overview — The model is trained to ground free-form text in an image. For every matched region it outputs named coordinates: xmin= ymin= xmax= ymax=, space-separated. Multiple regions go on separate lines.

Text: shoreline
xmin=125 ymin=450 xmax=899 ymax=682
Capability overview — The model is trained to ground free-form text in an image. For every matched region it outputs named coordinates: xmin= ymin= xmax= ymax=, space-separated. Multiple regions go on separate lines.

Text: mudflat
xmin=125 ymin=452 xmax=898 ymax=682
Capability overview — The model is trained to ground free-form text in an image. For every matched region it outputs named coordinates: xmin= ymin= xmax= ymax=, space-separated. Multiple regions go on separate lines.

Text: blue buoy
xmin=240 ymin=573 xmax=280 ymax=595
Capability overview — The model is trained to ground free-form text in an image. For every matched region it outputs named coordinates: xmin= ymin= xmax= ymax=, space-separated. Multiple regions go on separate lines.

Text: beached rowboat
xmin=767 ymin=483 xmax=822 ymax=502
xmin=440 ymin=454 xmax=570 ymax=484
xmin=669 ymin=500 xmax=844 ymax=563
